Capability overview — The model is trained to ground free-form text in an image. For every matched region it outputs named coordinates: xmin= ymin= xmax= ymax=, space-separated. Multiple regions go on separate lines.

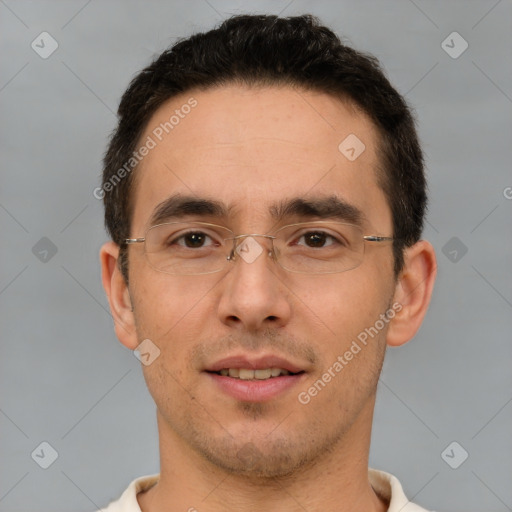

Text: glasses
xmin=124 ymin=221 xmax=393 ymax=276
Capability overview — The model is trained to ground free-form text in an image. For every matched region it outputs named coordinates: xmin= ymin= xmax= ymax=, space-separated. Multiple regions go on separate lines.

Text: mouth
xmin=204 ymin=355 xmax=307 ymax=402
xmin=208 ymin=367 xmax=302 ymax=380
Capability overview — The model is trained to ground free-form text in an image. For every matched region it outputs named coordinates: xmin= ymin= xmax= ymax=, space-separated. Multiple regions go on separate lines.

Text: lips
xmin=204 ymin=354 xmax=307 ymax=402
xmin=218 ymin=367 xmax=292 ymax=379
xmin=205 ymin=355 xmax=304 ymax=374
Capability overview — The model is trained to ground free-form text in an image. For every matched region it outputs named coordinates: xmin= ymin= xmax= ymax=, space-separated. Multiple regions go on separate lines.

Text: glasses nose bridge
xmin=227 ymin=233 xmax=277 ymax=263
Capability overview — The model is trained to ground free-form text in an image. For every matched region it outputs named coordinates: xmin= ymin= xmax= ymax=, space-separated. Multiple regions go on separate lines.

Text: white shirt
xmin=98 ymin=469 xmax=431 ymax=511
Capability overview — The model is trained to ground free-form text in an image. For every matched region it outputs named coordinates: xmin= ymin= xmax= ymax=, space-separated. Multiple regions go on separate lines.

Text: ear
xmin=386 ymin=240 xmax=437 ymax=347
xmin=100 ymin=241 xmax=139 ymax=350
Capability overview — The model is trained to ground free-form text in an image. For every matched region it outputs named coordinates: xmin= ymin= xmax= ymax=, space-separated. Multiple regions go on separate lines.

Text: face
xmin=125 ymin=85 xmax=397 ymax=477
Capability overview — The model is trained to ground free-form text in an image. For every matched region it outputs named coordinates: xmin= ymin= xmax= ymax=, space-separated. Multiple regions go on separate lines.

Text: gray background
xmin=1 ymin=1 xmax=511 ymax=511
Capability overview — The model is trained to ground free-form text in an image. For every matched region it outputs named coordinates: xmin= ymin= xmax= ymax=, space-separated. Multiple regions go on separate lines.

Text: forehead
xmin=130 ymin=84 xmax=390 ymax=232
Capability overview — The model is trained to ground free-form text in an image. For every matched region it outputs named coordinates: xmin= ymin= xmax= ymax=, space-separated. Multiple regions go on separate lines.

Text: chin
xmin=200 ymin=440 xmax=306 ymax=479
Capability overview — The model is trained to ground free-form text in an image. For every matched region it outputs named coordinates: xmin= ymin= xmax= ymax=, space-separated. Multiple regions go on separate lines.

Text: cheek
xmin=130 ymin=271 xmax=220 ymax=356
xmin=293 ymin=269 xmax=391 ymax=347
xmin=132 ymin=276 xmax=209 ymax=406
xmin=298 ymin=276 xmax=390 ymax=410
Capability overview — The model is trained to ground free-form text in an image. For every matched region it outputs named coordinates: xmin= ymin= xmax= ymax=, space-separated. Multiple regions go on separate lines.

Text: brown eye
xmin=171 ymin=231 xmax=216 ymax=248
xmin=305 ymin=232 xmax=327 ymax=247
xmin=297 ymin=231 xmax=339 ymax=248
xmin=183 ymin=232 xmax=207 ymax=248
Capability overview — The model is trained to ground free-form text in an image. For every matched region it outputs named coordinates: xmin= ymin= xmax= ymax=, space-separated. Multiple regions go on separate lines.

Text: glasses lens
xmin=144 ymin=222 xmax=233 ymax=275
xmin=141 ymin=221 xmax=365 ymax=275
xmin=273 ymin=222 xmax=364 ymax=274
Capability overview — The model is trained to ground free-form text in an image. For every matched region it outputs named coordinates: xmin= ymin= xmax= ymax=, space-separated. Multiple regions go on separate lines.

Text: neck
xmin=138 ymin=399 xmax=387 ymax=512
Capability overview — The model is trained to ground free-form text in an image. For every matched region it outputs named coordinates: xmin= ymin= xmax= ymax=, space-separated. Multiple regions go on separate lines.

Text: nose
xmin=217 ymin=235 xmax=292 ymax=331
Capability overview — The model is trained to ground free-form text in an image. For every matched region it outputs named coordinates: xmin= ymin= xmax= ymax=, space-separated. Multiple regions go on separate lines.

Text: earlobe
xmin=386 ymin=240 xmax=437 ymax=347
xmin=100 ymin=241 xmax=139 ymax=350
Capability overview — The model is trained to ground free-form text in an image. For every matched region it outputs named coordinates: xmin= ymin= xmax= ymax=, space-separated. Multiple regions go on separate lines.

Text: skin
xmin=101 ymin=84 xmax=436 ymax=512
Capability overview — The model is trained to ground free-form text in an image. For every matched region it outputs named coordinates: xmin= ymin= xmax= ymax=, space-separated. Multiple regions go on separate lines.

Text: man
xmin=99 ymin=14 xmax=436 ymax=512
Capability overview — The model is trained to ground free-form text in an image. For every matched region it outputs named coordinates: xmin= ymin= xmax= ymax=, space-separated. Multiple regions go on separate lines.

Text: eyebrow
xmin=148 ymin=193 xmax=365 ymax=228
xmin=270 ymin=196 xmax=364 ymax=226
xmin=149 ymin=194 xmax=234 ymax=227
